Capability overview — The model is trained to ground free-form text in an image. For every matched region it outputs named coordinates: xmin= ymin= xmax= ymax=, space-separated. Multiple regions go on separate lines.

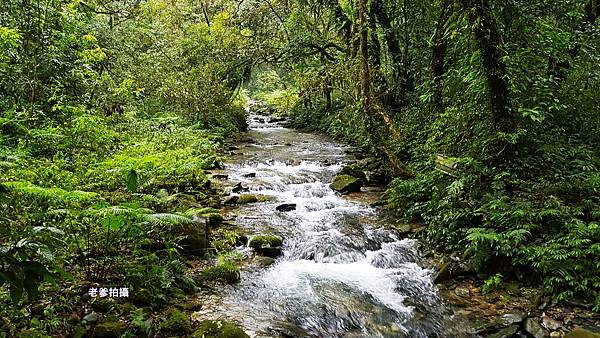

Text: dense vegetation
xmin=279 ymin=0 xmax=600 ymax=311
xmin=1 ymin=0 xmax=599 ymax=335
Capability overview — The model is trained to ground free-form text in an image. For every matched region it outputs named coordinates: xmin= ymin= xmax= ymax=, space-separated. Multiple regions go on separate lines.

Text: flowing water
xmin=214 ymin=110 xmax=456 ymax=337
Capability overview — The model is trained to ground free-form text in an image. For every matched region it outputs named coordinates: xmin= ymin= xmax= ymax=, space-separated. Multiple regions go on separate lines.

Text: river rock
xmin=243 ymin=172 xmax=256 ymax=178
xmin=205 ymin=213 xmax=224 ymax=227
xmin=565 ymin=328 xmax=600 ymax=338
xmin=524 ymin=318 xmax=549 ymax=338
xmin=232 ymin=182 xmax=249 ymax=193
xmin=160 ymin=310 xmax=192 ymax=335
xmin=269 ymin=117 xmax=286 ymax=123
xmin=542 ymin=314 xmax=563 ymax=331
xmin=329 ymin=174 xmax=363 ymax=193
xmin=223 ymin=194 xmax=259 ymax=205
xmin=249 ymin=235 xmax=284 ymax=258
xmin=212 ymin=174 xmax=228 ymax=180
xmin=433 ymin=262 xmax=452 ymax=283
xmin=339 ymin=163 xmax=367 ymax=182
xmin=486 ymin=325 xmax=519 ymax=338
xmin=254 ymin=256 xmax=275 ymax=267
xmin=248 ymin=235 xmax=283 ymax=248
xmin=83 ymin=312 xmax=98 ymax=323
xmin=276 ymin=203 xmax=296 ymax=212
xmin=256 ymin=246 xmax=283 ymax=258
xmin=237 ymin=194 xmax=258 ymax=204
xmin=500 ymin=312 xmax=527 ymax=326
xmin=432 ymin=257 xmax=471 ymax=283
xmin=455 ymin=287 xmax=471 ymax=298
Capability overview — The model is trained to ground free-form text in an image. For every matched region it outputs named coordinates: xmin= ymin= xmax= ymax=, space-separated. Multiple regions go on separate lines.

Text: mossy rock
xmin=565 ymin=329 xmax=600 ymax=338
xmin=206 ymin=213 xmax=224 ymax=226
xmin=119 ymin=303 xmax=137 ymax=316
xmin=192 ymin=320 xmax=250 ymax=338
xmin=248 ymin=235 xmax=283 ymax=249
xmin=159 ymin=310 xmax=192 ymax=335
xmin=329 ymin=174 xmax=363 ymax=194
xmin=93 ymin=320 xmax=127 ymax=338
xmin=339 ymin=163 xmax=367 ymax=182
xmin=256 ymin=194 xmax=274 ymax=202
xmin=236 ymin=194 xmax=258 ymax=204
xmin=72 ymin=324 xmax=88 ymax=338
xmin=91 ymin=298 xmax=118 ymax=313
xmin=202 ymin=262 xmax=241 ymax=284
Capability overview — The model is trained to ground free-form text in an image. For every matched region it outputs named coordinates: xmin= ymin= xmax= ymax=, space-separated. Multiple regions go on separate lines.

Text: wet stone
xmin=565 ymin=328 xmax=600 ymax=338
xmin=500 ymin=312 xmax=527 ymax=326
xmin=525 ymin=318 xmax=549 ymax=338
xmin=542 ymin=314 xmax=564 ymax=331
xmin=276 ymin=203 xmax=296 ymax=212
xmin=83 ymin=312 xmax=98 ymax=323
xmin=455 ymin=287 xmax=471 ymax=298
xmin=486 ymin=325 xmax=519 ymax=338
xmin=329 ymin=174 xmax=363 ymax=193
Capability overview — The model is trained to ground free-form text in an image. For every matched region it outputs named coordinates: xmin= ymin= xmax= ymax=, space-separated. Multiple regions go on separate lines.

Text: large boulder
xmin=339 ymin=163 xmax=367 ymax=182
xmin=329 ymin=174 xmax=363 ymax=194
xmin=248 ymin=235 xmax=283 ymax=248
xmin=524 ymin=318 xmax=549 ymax=338
xmin=249 ymin=235 xmax=284 ymax=258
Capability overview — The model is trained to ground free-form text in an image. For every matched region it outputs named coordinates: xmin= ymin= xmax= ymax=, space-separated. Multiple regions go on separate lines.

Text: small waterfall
xmin=218 ymin=112 xmax=451 ymax=337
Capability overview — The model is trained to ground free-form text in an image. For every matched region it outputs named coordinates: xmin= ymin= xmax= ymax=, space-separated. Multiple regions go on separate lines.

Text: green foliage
xmin=210 ymin=229 xmax=241 ymax=254
xmin=202 ymin=257 xmax=241 ymax=284
xmin=482 ymin=274 xmax=503 ymax=294
xmin=159 ymin=310 xmax=192 ymax=335
xmin=0 ymin=227 xmax=71 ymax=303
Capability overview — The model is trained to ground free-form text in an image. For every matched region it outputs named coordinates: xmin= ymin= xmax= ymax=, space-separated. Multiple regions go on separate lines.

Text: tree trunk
xmin=461 ymin=0 xmax=513 ymax=131
xmin=368 ymin=1 xmax=382 ymax=69
xmin=357 ymin=0 xmax=414 ymax=178
xmin=432 ymin=0 xmax=452 ymax=114
xmin=358 ymin=0 xmax=370 ymax=110
xmin=371 ymin=0 xmax=414 ymax=108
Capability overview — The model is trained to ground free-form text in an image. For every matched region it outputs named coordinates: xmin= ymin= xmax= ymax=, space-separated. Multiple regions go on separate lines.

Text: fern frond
xmin=4 ymin=181 xmax=99 ymax=203
xmin=143 ymin=213 xmax=195 ymax=226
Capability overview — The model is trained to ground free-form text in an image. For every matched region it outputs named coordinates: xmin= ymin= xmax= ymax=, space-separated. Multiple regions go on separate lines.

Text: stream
xmin=211 ymin=109 xmax=460 ymax=337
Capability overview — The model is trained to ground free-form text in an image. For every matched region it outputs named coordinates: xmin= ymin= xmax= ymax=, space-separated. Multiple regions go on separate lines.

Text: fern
xmin=4 ymin=181 xmax=99 ymax=203
xmin=143 ymin=213 xmax=196 ymax=226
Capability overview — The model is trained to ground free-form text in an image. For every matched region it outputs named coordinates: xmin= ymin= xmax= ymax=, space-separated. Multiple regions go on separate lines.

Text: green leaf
xmin=127 ymin=169 xmax=139 ymax=193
